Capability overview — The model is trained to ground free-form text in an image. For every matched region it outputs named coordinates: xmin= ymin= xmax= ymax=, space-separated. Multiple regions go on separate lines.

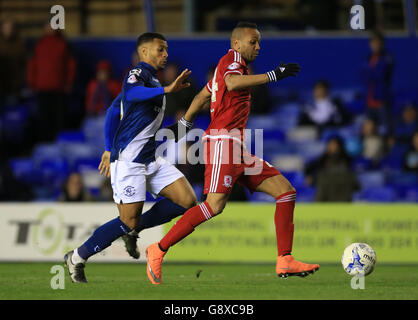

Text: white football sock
xmin=71 ymin=248 xmax=86 ymax=265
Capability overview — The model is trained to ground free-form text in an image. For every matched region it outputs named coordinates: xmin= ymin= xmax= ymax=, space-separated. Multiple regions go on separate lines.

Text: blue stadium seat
xmin=261 ymin=128 xmax=286 ymax=142
xmin=282 ymin=171 xmax=305 ymax=189
xmin=320 ymin=128 xmax=340 ymax=142
xmin=353 ymin=156 xmax=373 ymax=172
xmin=357 ymin=171 xmax=385 ymax=189
xmin=344 ymin=99 xmax=366 ymax=115
xmin=8 ymin=157 xmax=43 ymax=185
xmin=263 ymin=141 xmax=296 ymax=155
xmin=293 ymin=141 xmax=325 ymax=162
xmin=56 ymin=130 xmax=86 ymax=144
xmin=39 ymin=158 xmax=69 ymax=187
xmin=246 ymin=191 xmax=274 ymax=202
xmin=246 ymin=115 xmax=280 ymax=130
xmin=295 ymin=186 xmax=316 ymax=202
xmin=2 ymin=104 xmax=29 ymax=142
xmin=193 ymin=115 xmax=211 ymax=131
xmin=82 ymin=115 xmax=106 ymax=141
xmin=401 ymin=186 xmax=418 ymax=202
xmin=359 ymin=186 xmax=398 ymax=202
xmin=385 ymin=171 xmax=417 ymax=188
xmin=379 ymin=143 xmax=409 ymax=171
xmin=58 ymin=142 xmax=98 ymax=165
xmin=73 ymin=157 xmax=101 ymax=173
xmin=32 ymin=143 xmax=62 ymax=164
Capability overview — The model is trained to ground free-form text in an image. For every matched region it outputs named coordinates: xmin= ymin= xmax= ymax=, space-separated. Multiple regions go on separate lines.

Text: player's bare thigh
xmin=159 ymin=176 xmax=197 ymax=209
xmin=205 ymin=192 xmax=229 ymax=215
xmin=255 ymin=174 xmax=295 ymax=199
xmin=117 ymin=202 xmax=144 ymax=230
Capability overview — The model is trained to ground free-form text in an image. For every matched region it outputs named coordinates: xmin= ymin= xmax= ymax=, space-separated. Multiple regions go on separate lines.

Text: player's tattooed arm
xmin=224 ymin=73 xmax=270 ymax=91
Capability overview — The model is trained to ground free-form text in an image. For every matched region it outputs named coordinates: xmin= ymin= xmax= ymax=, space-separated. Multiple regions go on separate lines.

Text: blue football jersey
xmin=110 ymin=62 xmax=166 ymax=164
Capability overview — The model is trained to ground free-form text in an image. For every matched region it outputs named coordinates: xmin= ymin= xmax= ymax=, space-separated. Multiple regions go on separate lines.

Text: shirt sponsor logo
xmin=227 ymin=62 xmax=240 ymax=70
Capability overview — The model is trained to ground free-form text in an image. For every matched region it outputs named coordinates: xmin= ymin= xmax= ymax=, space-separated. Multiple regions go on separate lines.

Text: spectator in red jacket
xmin=27 ymin=22 xmax=76 ymax=142
xmin=85 ymin=60 xmax=121 ymax=116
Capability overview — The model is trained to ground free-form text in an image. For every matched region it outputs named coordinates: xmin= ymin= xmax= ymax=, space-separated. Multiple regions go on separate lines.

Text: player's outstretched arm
xmin=164 ymin=69 xmax=192 ymax=94
xmin=166 ymin=86 xmax=211 ymax=142
xmin=225 ymin=73 xmax=269 ymax=91
xmin=225 ymin=62 xmax=301 ymax=91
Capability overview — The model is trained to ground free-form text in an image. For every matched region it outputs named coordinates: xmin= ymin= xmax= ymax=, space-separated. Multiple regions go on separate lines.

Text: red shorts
xmin=203 ymin=137 xmax=280 ymax=195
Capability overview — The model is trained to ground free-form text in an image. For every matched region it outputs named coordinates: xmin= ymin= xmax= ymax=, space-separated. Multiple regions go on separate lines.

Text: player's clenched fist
xmin=164 ymin=69 xmax=192 ymax=93
xmin=98 ymin=150 xmax=111 ymax=178
xmin=267 ymin=62 xmax=300 ymax=82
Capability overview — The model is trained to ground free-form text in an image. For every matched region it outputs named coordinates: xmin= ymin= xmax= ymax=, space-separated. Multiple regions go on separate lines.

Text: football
xmin=341 ymin=243 xmax=377 ymax=276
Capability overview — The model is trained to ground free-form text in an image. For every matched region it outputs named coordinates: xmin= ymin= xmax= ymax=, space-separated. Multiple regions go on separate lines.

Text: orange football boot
xmin=146 ymin=242 xmax=166 ymax=285
xmin=276 ymin=255 xmax=320 ymax=278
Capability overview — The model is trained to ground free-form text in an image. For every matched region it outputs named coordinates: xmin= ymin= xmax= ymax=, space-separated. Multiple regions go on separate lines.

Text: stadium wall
xmin=67 ymin=36 xmax=418 ymax=93
xmin=1 ymin=203 xmax=417 ymax=264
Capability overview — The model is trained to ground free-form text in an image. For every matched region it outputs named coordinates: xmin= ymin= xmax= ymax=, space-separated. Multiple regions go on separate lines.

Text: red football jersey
xmin=204 ymin=49 xmax=251 ymax=141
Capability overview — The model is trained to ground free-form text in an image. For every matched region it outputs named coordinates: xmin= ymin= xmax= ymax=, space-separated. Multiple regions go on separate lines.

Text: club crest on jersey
xmin=127 ymin=68 xmax=142 ymax=83
xmin=123 ymin=186 xmax=136 ymax=197
xmin=223 ymin=175 xmax=233 ymax=188
xmin=227 ymin=62 xmax=240 ymax=70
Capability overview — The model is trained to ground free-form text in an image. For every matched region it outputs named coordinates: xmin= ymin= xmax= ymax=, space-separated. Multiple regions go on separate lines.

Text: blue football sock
xmin=135 ymin=198 xmax=187 ymax=233
xmin=77 ymin=217 xmax=131 ymax=260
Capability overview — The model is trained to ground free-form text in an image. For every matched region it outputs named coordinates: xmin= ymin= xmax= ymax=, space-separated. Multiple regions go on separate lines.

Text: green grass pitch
xmin=0 ymin=262 xmax=417 ymax=300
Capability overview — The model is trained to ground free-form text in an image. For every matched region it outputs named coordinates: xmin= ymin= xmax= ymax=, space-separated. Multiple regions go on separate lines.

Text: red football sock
xmin=275 ymin=191 xmax=296 ymax=256
xmin=159 ymin=201 xmax=214 ymax=251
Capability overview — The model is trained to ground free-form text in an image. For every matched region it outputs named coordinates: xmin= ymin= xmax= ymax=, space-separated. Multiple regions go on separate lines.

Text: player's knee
xmin=277 ymin=180 xmax=296 ymax=197
xmin=178 ymin=193 xmax=198 ymax=209
xmin=278 ymin=184 xmax=296 ymax=196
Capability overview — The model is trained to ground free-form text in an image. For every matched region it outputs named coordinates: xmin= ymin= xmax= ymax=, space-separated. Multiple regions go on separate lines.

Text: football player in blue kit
xmin=64 ymin=33 xmax=197 ymax=283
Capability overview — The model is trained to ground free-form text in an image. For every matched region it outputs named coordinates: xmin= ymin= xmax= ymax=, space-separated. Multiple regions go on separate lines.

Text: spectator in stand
xmin=299 ymin=80 xmax=351 ymax=132
xmin=27 ymin=22 xmax=76 ymax=142
xmin=361 ymin=30 xmax=394 ymax=135
xmin=403 ymin=131 xmax=418 ymax=173
xmin=59 ymin=172 xmax=93 ymax=202
xmin=361 ymin=118 xmax=384 ymax=164
xmin=304 ymin=136 xmax=359 ymax=202
xmin=394 ymin=104 xmax=417 ymax=145
xmin=161 ymin=62 xmax=197 ymax=119
xmin=0 ymin=19 xmax=27 ymax=106
xmin=85 ymin=60 xmax=121 ymax=116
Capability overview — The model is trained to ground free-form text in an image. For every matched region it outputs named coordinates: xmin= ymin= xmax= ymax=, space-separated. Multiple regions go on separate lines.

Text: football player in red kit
xmin=146 ymin=22 xmax=319 ymax=285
